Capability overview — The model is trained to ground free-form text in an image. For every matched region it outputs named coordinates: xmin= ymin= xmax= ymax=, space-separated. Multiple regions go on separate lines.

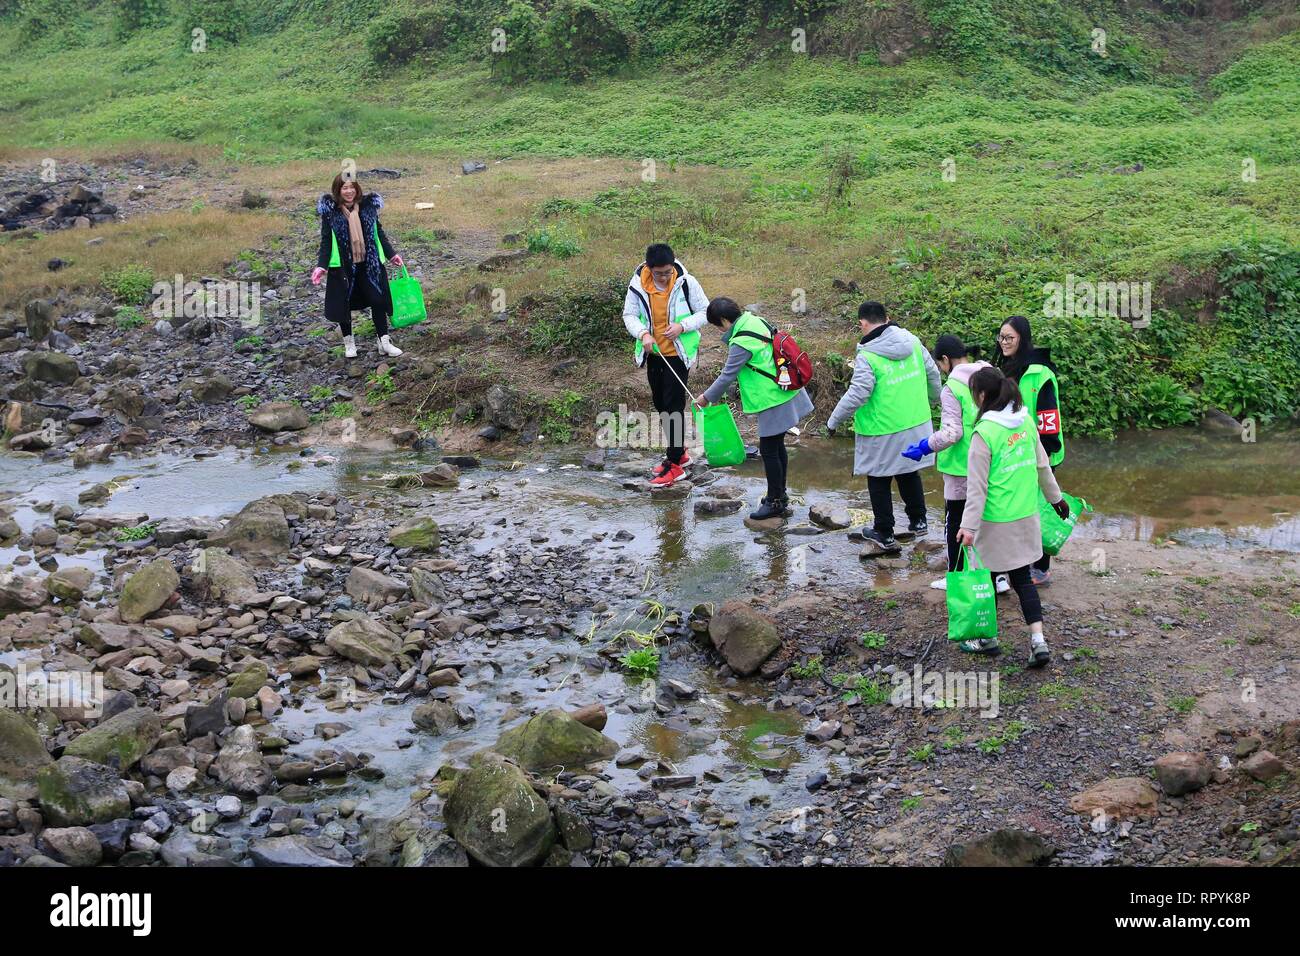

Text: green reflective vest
xmin=631 ymin=276 xmax=701 ymax=365
xmin=328 ymin=221 xmax=384 ymax=269
xmin=730 ymin=312 xmax=795 ymax=414
xmin=1018 ymin=363 xmax=1065 ymax=467
xmin=973 ymin=418 xmax=1038 ymax=523
xmin=853 ymin=343 xmax=931 ymax=436
xmin=936 ymin=378 xmax=978 ymax=477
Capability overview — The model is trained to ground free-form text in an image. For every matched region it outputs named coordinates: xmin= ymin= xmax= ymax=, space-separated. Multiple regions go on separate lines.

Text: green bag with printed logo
xmin=946 ymin=546 xmax=998 ymax=642
xmin=388 ymin=266 xmax=427 ymax=329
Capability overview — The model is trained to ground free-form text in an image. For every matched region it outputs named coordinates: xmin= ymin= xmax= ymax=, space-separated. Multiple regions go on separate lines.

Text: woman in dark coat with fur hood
xmin=311 ymin=174 xmax=404 ymax=358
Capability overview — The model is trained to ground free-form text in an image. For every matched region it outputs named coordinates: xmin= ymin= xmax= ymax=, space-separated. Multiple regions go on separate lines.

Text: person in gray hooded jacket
xmin=826 ymin=301 xmax=941 ymax=549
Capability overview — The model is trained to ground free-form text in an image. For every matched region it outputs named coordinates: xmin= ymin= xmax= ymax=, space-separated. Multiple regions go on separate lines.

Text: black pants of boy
xmin=1033 ymin=464 xmax=1059 ymax=573
xmin=646 ymin=353 xmax=688 ymax=464
xmin=867 ymin=470 xmax=926 ymax=537
xmin=758 ymin=433 xmax=788 ymax=501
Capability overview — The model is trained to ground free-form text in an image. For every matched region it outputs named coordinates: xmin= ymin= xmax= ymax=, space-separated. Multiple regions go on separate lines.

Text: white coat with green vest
xmin=621 ymin=261 xmax=709 ymax=370
xmin=826 ymin=323 xmax=941 ymax=477
xmin=959 ymin=403 xmax=1064 ymax=572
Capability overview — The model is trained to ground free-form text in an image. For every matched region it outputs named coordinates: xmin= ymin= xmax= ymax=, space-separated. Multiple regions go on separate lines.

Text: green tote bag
xmin=1038 ymin=490 xmax=1092 ymax=557
xmin=691 ymin=403 xmax=746 ymax=467
xmin=388 ymin=266 xmax=427 ymax=329
xmin=946 ymin=546 xmax=998 ymax=642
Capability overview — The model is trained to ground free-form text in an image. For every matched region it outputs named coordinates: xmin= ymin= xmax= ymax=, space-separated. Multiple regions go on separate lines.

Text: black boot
xmin=749 ymin=497 xmax=785 ymax=521
xmin=779 ymin=495 xmax=794 ymax=518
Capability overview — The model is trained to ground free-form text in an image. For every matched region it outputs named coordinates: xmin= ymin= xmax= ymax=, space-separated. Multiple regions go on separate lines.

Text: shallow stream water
xmin=2 ymin=426 xmax=1296 ymax=859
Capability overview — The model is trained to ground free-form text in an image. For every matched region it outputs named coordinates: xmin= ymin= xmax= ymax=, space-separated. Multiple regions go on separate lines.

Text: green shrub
xmin=366 ymin=2 xmax=475 ymax=64
xmin=523 ymin=277 xmax=627 ymax=354
xmin=103 ymin=264 xmax=155 ymax=306
xmin=1132 ymin=374 xmax=1197 ymax=429
xmin=525 ymin=226 xmax=582 ymax=259
xmin=492 ymin=0 xmax=631 ymax=84
xmin=181 ymin=0 xmax=254 ymax=45
xmin=491 ymin=0 xmax=544 ymax=84
xmin=115 ymin=0 xmax=171 ymax=36
xmin=539 ymin=0 xmax=631 ymax=83
xmin=18 ymin=0 xmax=80 ymax=35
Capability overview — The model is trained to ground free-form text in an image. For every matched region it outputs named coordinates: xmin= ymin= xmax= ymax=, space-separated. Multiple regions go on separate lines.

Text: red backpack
xmin=735 ymin=318 xmax=814 ymax=391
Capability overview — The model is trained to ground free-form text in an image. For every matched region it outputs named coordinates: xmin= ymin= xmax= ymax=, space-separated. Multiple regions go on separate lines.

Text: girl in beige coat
xmin=955 ymin=368 xmax=1069 ymax=665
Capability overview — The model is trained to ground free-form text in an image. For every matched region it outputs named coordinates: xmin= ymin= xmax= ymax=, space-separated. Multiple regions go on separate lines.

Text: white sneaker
xmin=377 ymin=334 xmax=402 ymax=357
xmin=929 ymin=578 xmax=947 ymax=591
xmin=343 ymin=335 xmax=357 ymax=359
xmin=994 ymin=574 xmax=1011 ymax=594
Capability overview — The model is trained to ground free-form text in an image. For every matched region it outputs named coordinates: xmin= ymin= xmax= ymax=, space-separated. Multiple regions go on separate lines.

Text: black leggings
xmin=1034 ymin=465 xmax=1059 ymax=573
xmin=945 ymin=498 xmax=966 ymax=571
xmin=867 ymin=471 xmax=926 ymax=537
xmin=1003 ymin=564 xmax=1043 ymax=626
xmin=758 ymin=434 xmax=788 ymax=501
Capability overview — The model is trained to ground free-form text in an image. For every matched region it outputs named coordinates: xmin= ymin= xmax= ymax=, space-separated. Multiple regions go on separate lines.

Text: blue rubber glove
xmin=901 ymin=438 xmax=932 ymax=461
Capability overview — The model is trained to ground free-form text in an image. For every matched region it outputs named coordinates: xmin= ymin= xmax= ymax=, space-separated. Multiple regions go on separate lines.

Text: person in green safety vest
xmin=825 ymin=301 xmax=941 ymax=552
xmin=696 ymin=297 xmax=814 ymax=521
xmin=311 ymin=174 xmax=404 ymax=360
xmin=995 ymin=315 xmax=1064 ymax=587
xmin=901 ymin=335 xmax=991 ymax=591
xmin=955 ymin=367 xmax=1070 ymax=665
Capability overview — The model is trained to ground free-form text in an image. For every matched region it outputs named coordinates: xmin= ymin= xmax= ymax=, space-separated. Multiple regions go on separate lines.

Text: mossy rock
xmin=490 ymin=708 xmax=617 ymax=772
xmin=64 ymin=707 xmax=161 ymax=770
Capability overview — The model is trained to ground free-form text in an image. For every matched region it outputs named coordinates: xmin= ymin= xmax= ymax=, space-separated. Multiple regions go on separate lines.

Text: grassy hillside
xmin=1 ymin=0 xmax=1298 ymax=436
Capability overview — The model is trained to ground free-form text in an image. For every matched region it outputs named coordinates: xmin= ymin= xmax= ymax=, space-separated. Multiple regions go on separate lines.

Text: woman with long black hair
xmin=955 ymin=367 xmax=1069 ymax=665
xmin=995 ymin=315 xmax=1063 ymax=586
xmin=311 ymin=174 xmax=404 ymax=359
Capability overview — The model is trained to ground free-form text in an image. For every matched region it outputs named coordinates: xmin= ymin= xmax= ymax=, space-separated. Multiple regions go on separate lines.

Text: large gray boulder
xmin=248 ymin=835 xmax=353 ymax=867
xmin=324 ymin=616 xmax=401 ymax=668
xmin=213 ymin=725 xmax=274 ymax=797
xmin=118 ymin=558 xmax=178 ymax=623
xmin=491 ymin=708 xmax=618 ymax=772
xmin=444 ymin=753 xmax=555 ymax=867
xmin=191 ymin=548 xmax=258 ymax=602
xmin=345 ymin=566 xmax=408 ymax=607
xmin=24 ymin=351 xmax=79 ymax=384
xmin=37 ymin=756 xmax=132 ymax=827
xmin=708 ymin=601 xmax=781 ymax=676
xmin=207 ymin=499 xmax=290 ymax=566
xmin=248 ymin=401 xmax=309 ymax=432
xmin=0 ymin=708 xmax=54 ymax=800
xmin=64 ymin=707 xmax=161 ymax=771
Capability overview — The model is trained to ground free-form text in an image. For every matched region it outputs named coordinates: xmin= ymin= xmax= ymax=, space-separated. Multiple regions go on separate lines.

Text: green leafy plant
xmin=860 ymin=631 xmax=887 ymax=650
xmin=620 ymin=646 xmax=659 ymax=678
xmin=790 ymin=655 xmax=824 ymax=679
xmin=908 ymin=744 xmax=935 ymax=763
xmin=103 ymin=264 xmax=154 ymax=305
xmin=114 ymin=307 xmax=146 ymax=330
xmin=366 ymin=369 xmax=395 ymax=403
xmin=114 ymin=522 xmax=157 ymax=541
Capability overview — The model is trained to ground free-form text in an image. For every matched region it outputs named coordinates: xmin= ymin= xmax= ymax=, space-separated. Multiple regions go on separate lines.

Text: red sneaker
xmin=650 ymin=454 xmax=691 ymax=479
xmin=650 ymin=462 xmax=686 ymax=487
